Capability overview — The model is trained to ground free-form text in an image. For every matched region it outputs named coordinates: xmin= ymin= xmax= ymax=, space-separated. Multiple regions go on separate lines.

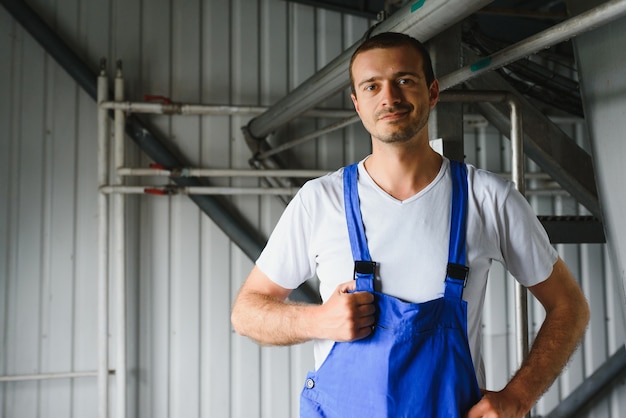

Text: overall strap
xmin=445 ymin=160 xmax=470 ymax=301
xmin=343 ymin=163 xmax=375 ymax=292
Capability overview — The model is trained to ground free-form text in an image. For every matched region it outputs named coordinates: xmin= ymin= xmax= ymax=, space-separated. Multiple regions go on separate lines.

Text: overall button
xmin=305 ymin=378 xmax=315 ymax=389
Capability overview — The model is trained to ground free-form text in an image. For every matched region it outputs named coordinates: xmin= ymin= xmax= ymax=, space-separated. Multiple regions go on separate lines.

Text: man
xmin=231 ymin=32 xmax=589 ymax=417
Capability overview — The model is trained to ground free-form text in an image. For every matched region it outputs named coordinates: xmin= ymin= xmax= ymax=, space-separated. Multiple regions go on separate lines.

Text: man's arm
xmin=468 ymin=257 xmax=590 ymax=418
xmin=231 ymin=266 xmax=376 ymax=346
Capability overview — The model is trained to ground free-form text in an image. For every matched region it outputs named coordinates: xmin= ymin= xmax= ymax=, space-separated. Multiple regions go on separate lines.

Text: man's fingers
xmin=337 ymin=280 xmax=356 ymax=294
xmin=356 ymin=301 xmax=376 ymax=316
xmin=353 ymin=292 xmax=374 ymax=304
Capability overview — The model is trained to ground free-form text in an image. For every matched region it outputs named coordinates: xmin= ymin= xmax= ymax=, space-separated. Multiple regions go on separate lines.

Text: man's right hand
xmin=315 ymin=281 xmax=376 ymax=342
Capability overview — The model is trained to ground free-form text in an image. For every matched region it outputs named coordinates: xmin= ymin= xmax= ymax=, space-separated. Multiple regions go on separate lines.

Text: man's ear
xmin=351 ymin=93 xmax=360 ymax=114
xmin=428 ymin=80 xmax=440 ymax=109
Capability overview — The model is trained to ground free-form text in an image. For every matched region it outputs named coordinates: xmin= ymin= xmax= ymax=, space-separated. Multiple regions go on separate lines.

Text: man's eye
xmin=365 ymin=85 xmax=376 ymax=92
xmin=398 ymin=79 xmax=410 ymax=85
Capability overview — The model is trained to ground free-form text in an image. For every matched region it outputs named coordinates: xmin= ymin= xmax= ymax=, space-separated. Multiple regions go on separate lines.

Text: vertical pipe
xmin=509 ymin=97 xmax=530 ymax=418
xmin=97 ymin=62 xmax=110 ymax=418
xmin=114 ymin=61 xmax=127 ymax=418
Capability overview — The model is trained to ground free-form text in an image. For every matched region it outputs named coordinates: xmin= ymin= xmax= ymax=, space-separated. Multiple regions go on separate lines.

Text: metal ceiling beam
xmin=0 ymin=0 xmax=319 ymax=303
xmin=461 ymin=50 xmax=602 ymax=219
xmin=245 ymin=0 xmax=493 ymax=140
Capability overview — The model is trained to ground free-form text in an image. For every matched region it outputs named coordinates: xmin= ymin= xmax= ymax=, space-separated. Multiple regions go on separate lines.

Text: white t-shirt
xmin=256 ymin=157 xmax=558 ymax=388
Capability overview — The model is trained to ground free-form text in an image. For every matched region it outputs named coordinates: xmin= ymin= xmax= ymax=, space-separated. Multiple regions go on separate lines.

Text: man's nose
xmin=380 ymin=82 xmax=402 ymax=107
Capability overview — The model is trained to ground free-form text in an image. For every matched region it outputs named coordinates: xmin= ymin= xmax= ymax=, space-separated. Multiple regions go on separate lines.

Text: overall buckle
xmin=447 ymin=263 xmax=469 ymax=287
xmin=354 ymin=260 xmax=377 ymax=278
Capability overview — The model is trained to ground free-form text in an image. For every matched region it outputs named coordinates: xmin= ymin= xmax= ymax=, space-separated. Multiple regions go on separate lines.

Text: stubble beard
xmin=372 ymin=106 xmax=429 ymax=145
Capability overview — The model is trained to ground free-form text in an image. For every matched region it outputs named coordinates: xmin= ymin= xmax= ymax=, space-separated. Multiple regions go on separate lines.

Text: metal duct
xmin=0 ymin=0 xmax=319 ymax=302
xmin=245 ymin=0 xmax=493 ymax=140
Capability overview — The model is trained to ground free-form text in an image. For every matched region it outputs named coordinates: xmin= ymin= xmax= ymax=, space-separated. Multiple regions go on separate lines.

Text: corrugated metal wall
xmin=0 ymin=1 xmax=624 ymax=417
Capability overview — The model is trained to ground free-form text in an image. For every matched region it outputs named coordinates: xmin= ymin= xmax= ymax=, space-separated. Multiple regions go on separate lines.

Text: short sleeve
xmin=256 ymin=190 xmax=317 ymax=290
xmin=497 ymin=185 xmax=558 ymax=287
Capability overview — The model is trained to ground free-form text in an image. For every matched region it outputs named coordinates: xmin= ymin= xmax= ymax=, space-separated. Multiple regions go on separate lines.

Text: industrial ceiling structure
xmin=243 ymin=0 xmax=605 ymax=245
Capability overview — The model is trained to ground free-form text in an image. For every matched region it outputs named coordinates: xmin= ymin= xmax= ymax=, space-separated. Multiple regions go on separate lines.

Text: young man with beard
xmin=231 ymin=32 xmax=589 ymax=417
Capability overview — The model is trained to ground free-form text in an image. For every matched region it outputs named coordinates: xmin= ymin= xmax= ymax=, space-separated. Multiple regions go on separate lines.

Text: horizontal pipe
xmin=100 ymin=185 xmax=301 ymax=196
xmin=100 ymin=101 xmax=354 ymax=118
xmin=117 ymin=168 xmax=332 ymax=178
xmin=0 ymin=370 xmax=114 ymax=382
xmin=100 ymin=184 xmax=563 ymax=197
xmin=255 ymin=115 xmax=360 ymax=160
xmin=116 ymin=167 xmax=553 ymax=180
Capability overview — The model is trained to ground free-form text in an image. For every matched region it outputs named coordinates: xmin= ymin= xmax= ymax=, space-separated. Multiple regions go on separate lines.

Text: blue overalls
xmin=300 ymin=160 xmax=481 ymax=417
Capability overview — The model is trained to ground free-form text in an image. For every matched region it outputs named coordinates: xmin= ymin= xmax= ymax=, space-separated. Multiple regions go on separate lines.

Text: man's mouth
xmin=376 ymin=105 xmax=413 ymax=121
xmin=379 ymin=111 xmax=408 ymax=121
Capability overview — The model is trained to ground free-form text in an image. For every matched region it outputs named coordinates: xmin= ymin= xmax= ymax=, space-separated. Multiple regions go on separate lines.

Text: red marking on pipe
xmin=144 ymin=95 xmax=171 ymax=104
xmin=144 ymin=188 xmax=168 ymax=195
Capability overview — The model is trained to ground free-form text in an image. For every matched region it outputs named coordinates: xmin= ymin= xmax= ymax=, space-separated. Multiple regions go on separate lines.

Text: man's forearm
xmin=231 ymin=291 xmax=318 ymax=346
xmin=501 ymin=272 xmax=590 ymax=414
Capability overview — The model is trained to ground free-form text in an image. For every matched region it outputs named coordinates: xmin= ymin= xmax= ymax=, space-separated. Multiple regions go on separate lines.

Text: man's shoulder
xmin=465 ymin=163 xmax=513 ymax=193
xmin=294 ymin=167 xmax=346 ymax=211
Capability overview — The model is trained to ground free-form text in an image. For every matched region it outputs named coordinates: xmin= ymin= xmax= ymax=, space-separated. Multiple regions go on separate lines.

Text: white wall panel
xmin=1 ymin=1 xmax=625 ymax=418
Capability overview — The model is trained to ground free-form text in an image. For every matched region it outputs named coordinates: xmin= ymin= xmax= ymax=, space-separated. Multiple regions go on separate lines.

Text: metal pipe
xmin=440 ymin=0 xmax=626 ymax=90
xmin=508 ymin=97 xmax=530 ymax=390
xmin=114 ymin=62 xmax=127 ymax=418
xmin=117 ymin=167 xmax=552 ymax=180
xmin=245 ymin=0 xmax=493 ymax=140
xmin=97 ymin=64 xmax=110 ymax=418
xmin=100 ymin=101 xmax=354 ymax=119
xmin=100 ymin=184 xmax=562 ymax=197
xmin=100 ymin=186 xmax=301 ymax=196
xmin=0 ymin=371 xmax=103 ymax=382
xmin=255 ymin=115 xmax=360 ymax=160
xmin=117 ymin=168 xmax=332 ymax=178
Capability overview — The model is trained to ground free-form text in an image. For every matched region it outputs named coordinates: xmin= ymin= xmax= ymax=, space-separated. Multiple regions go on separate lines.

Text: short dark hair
xmin=349 ymin=32 xmax=435 ymax=96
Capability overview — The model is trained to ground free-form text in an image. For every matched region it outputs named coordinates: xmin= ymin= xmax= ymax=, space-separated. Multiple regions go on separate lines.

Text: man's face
xmin=350 ymin=45 xmax=439 ymax=145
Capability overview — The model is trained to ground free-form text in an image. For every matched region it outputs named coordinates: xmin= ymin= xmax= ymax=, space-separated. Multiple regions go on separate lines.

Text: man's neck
xmin=363 ymin=141 xmax=443 ymax=201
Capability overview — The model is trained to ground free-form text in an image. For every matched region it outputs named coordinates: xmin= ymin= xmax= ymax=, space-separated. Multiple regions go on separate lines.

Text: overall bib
xmin=300 ymin=161 xmax=481 ymax=418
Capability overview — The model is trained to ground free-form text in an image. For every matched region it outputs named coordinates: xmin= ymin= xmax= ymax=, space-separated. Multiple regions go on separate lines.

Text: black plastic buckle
xmin=354 ymin=260 xmax=377 ymax=278
xmin=447 ymin=263 xmax=469 ymax=287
